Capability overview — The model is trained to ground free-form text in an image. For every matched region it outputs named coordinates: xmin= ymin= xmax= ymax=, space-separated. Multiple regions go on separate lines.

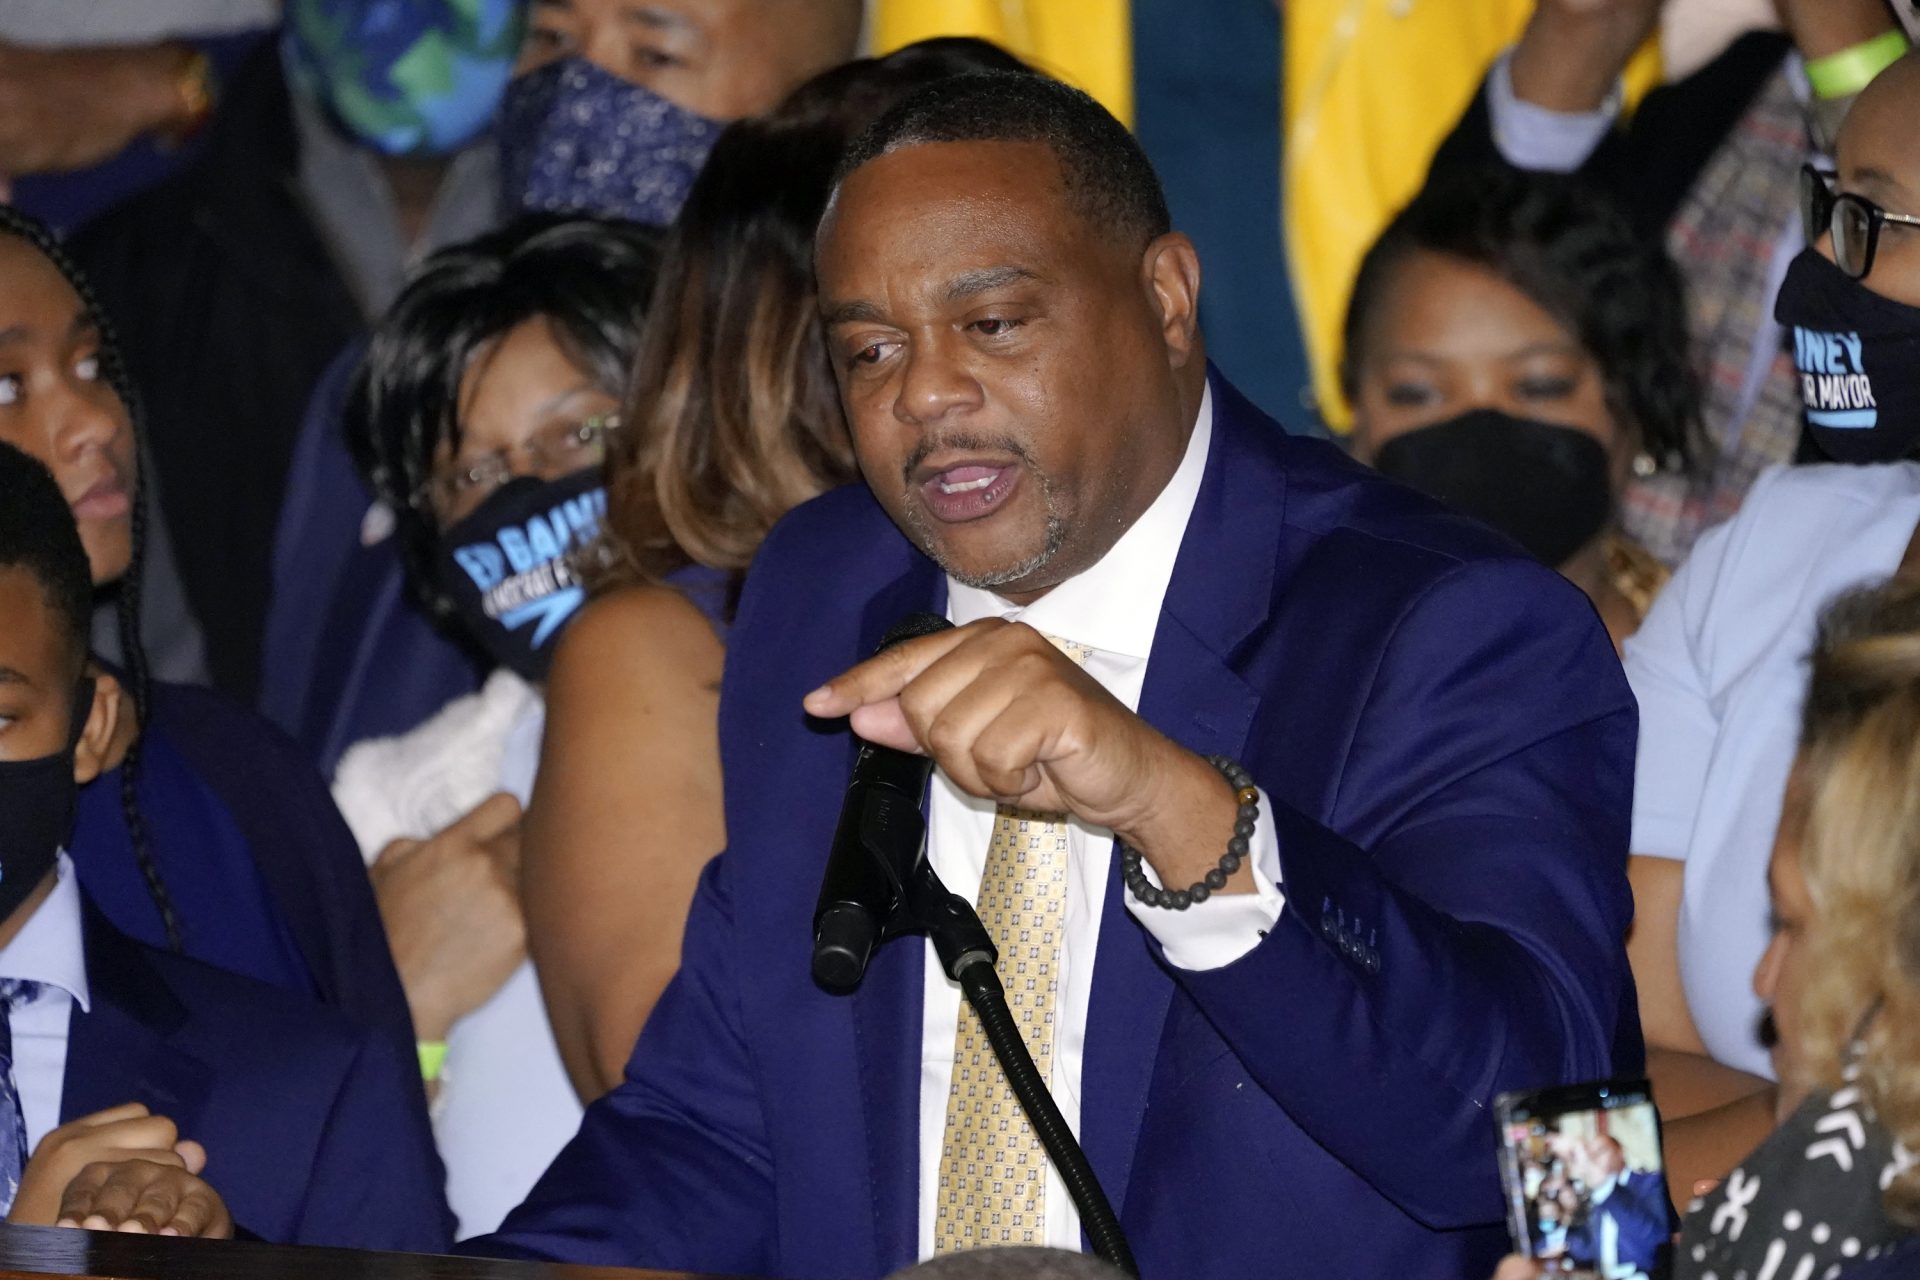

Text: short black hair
xmin=1343 ymin=166 xmax=1704 ymax=469
xmin=836 ymin=72 xmax=1171 ymax=249
xmin=348 ymin=214 xmax=663 ymax=618
xmin=0 ymin=440 xmax=92 ymax=675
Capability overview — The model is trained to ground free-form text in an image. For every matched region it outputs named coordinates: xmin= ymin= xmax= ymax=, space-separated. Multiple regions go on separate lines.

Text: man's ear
xmin=1142 ymin=231 xmax=1203 ymax=370
xmin=72 ymin=671 xmax=124 ymax=787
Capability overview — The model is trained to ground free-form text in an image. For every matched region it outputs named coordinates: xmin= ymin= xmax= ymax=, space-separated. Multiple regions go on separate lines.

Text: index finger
xmin=64 ymin=1104 xmax=150 ymax=1131
xmin=802 ymin=621 xmax=984 ymax=719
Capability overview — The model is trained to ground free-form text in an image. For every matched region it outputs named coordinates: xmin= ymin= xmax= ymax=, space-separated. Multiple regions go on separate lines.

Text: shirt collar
xmin=0 ymin=854 xmax=91 ymax=1012
xmin=947 ymin=383 xmax=1213 ymax=659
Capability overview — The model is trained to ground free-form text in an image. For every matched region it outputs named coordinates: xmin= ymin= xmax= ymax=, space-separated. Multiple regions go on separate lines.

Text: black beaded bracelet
xmin=1121 ymin=754 xmax=1259 ymax=911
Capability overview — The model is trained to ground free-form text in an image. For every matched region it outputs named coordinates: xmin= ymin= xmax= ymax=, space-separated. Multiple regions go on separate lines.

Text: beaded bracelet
xmin=1122 ymin=754 xmax=1259 ymax=910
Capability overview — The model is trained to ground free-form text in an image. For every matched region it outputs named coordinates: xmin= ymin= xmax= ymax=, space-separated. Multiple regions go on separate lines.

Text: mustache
xmin=901 ymin=433 xmax=1034 ymax=485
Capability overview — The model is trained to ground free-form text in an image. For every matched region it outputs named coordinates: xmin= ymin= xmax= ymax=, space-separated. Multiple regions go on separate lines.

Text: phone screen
xmin=1496 ymin=1078 xmax=1671 ymax=1280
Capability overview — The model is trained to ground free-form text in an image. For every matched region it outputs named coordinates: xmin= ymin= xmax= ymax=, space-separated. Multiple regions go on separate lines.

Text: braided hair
xmin=0 ymin=206 xmax=183 ymax=951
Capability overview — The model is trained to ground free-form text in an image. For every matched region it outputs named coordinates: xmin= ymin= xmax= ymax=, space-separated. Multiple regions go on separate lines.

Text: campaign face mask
xmin=497 ymin=56 xmax=720 ymax=225
xmin=282 ymin=0 xmax=524 ymax=156
xmin=434 ymin=469 xmax=607 ymax=682
xmin=1775 ymin=247 xmax=1920 ymax=464
xmin=0 ymin=679 xmax=93 ymax=923
xmin=1372 ymin=408 xmax=1615 ymax=567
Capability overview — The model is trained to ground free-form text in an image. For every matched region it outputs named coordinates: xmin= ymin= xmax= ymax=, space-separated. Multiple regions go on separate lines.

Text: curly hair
xmin=1794 ymin=579 xmax=1920 ymax=1226
xmin=0 ymin=205 xmax=181 ymax=951
xmin=1341 ymin=165 xmax=1705 ymax=471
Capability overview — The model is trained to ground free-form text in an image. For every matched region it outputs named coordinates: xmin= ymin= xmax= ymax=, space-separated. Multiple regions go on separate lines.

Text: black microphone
xmin=811 ymin=612 xmax=954 ymax=992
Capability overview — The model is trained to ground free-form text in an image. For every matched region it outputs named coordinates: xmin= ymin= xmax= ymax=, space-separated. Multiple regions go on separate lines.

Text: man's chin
xmin=925 ymin=538 xmax=1060 ymax=593
xmin=900 ymin=509 xmax=1055 ymax=592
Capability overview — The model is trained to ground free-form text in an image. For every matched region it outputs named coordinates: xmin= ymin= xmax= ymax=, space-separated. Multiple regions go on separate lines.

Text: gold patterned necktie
xmin=933 ymin=634 xmax=1090 ymax=1253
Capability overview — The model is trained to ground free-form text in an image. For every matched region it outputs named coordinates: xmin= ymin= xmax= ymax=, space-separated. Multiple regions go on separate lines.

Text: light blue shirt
xmin=0 ymin=855 xmax=91 ymax=1154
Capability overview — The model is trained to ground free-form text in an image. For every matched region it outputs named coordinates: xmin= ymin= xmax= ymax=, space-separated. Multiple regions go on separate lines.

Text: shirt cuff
xmin=1125 ymin=787 xmax=1286 ymax=971
xmin=1487 ymin=47 xmax=1620 ymax=174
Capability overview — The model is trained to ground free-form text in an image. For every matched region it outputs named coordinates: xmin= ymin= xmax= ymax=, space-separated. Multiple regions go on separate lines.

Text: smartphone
xmin=1495 ymin=1078 xmax=1672 ymax=1280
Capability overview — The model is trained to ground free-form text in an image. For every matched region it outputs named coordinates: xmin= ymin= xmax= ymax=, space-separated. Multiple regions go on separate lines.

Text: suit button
xmin=1320 ymin=914 xmax=1339 ymax=942
xmin=1364 ymin=949 xmax=1382 ymax=975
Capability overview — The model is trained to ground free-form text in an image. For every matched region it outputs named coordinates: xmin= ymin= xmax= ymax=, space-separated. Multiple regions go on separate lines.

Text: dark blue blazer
xmin=258 ymin=342 xmax=483 ymax=776
xmin=64 ymin=901 xmax=453 ymax=1252
xmin=73 ymin=679 xmax=418 ymax=1060
xmin=1567 ymin=1170 xmax=1669 ymax=1275
xmin=475 ymin=371 xmax=1641 ymax=1279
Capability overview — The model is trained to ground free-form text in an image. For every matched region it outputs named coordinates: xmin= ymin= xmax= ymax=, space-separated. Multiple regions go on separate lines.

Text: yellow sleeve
xmin=868 ymin=0 xmax=1134 ymax=125
xmin=1285 ymin=0 xmax=1658 ymax=430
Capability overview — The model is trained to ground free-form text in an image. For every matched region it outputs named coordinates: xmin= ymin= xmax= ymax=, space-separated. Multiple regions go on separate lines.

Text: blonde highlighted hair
xmin=593 ymin=111 xmax=854 ymax=594
xmin=1794 ymin=579 xmax=1920 ymax=1225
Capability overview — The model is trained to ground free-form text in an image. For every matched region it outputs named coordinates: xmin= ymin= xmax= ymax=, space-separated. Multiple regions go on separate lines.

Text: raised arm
xmin=802 ymin=556 xmax=1640 ymax=1229
xmin=1507 ymin=0 xmax=1662 ymax=114
xmin=1163 ymin=558 xmax=1639 ymax=1228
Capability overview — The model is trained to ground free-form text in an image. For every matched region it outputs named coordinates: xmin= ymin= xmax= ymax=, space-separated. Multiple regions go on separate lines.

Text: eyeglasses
xmin=1800 ymin=164 xmax=1920 ymax=280
xmin=421 ymin=411 xmax=622 ymax=515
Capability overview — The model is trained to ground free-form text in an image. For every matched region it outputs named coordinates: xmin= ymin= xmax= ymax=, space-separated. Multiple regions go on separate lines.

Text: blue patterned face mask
xmin=497 ymin=56 xmax=721 ymax=225
xmin=283 ymin=0 xmax=523 ymax=156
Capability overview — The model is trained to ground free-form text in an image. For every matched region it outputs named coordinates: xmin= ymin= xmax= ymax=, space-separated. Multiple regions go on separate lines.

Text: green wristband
xmin=1805 ymin=29 xmax=1912 ymax=102
xmin=418 ymin=1040 xmax=449 ymax=1083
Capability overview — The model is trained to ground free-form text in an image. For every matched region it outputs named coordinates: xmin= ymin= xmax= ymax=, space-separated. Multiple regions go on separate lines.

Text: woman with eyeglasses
xmin=335 ymin=214 xmax=662 ymax=1237
xmin=1620 ymin=49 xmax=1920 ymax=1204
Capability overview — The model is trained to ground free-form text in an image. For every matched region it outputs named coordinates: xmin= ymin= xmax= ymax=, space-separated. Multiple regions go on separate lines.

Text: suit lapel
xmin=850 ymin=556 xmax=945 ymax=1270
xmin=63 ymin=904 xmax=213 ymax=1128
xmin=1081 ymin=368 xmax=1287 ymax=1218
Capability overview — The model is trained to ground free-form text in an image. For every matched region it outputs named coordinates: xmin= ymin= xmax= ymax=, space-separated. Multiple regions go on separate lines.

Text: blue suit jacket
xmin=476 ymin=371 xmax=1641 ymax=1278
xmin=65 ymin=901 xmax=454 ymax=1252
xmin=1567 ymin=1170 xmax=1669 ymax=1275
xmin=74 ymin=679 xmax=419 ymax=1062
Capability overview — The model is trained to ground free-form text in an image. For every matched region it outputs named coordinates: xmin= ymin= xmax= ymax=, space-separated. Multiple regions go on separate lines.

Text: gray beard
xmin=940 ymin=514 xmax=1068 ymax=589
xmin=902 ymin=476 xmax=1067 ymax=591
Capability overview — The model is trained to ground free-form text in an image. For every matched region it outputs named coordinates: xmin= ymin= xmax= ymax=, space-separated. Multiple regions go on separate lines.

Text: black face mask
xmin=1372 ymin=408 xmax=1614 ymax=567
xmin=1775 ymin=247 xmax=1920 ymax=464
xmin=434 ymin=468 xmax=607 ymax=683
xmin=0 ymin=678 xmax=94 ymax=922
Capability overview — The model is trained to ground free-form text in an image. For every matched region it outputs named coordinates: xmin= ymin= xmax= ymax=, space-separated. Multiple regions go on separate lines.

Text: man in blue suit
xmin=0 ymin=439 xmax=452 ymax=1250
xmin=477 ymin=72 xmax=1639 ymax=1279
xmin=1561 ymin=1138 xmax=1669 ymax=1278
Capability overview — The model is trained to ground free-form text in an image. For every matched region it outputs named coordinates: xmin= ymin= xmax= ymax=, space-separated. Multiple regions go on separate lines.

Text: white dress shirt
xmin=0 ymin=855 xmax=91 ymax=1154
xmin=915 ymin=386 xmax=1287 ymax=1256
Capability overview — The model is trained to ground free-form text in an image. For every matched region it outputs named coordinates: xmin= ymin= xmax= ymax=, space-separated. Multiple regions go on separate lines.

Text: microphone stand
xmin=893 ymin=851 xmax=1141 ymax=1277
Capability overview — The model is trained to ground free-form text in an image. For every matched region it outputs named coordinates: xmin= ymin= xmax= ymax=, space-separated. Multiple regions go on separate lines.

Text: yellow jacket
xmin=869 ymin=0 xmax=1657 ymax=427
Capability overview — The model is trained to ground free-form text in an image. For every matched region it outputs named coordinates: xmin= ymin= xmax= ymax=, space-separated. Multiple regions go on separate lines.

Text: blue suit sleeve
xmin=464 ymin=855 xmax=775 ymax=1272
xmin=290 ymin=1030 xmax=455 ymax=1253
xmin=1166 ymin=558 xmax=1639 ymax=1230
